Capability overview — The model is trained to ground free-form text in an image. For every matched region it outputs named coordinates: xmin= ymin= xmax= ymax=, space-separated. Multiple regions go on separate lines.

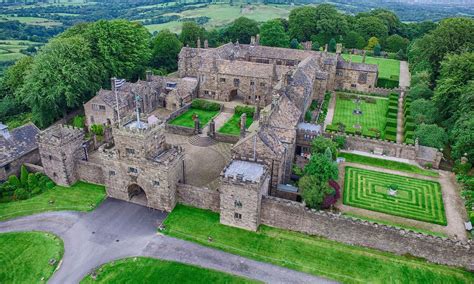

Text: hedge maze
xmin=344 ymin=167 xmax=447 ymax=225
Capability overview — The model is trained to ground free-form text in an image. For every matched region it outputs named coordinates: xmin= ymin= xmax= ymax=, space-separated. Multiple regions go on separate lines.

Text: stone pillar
xmin=204 ymin=39 xmax=209 ymax=48
xmin=250 ymin=36 xmax=255 ymax=45
xmin=208 ymin=118 xmax=216 ymax=138
xmin=336 ymin=43 xmax=342 ymax=55
xmin=146 ymin=70 xmax=152 ymax=82
xmin=254 ymin=98 xmax=260 ymax=121
xmin=104 ymin=125 xmax=113 ymax=145
xmin=324 ymin=44 xmax=328 ymax=52
xmin=197 ymin=37 xmax=201 ymax=49
xmin=415 ymin=138 xmax=420 ymax=152
xmin=194 ymin=115 xmax=200 ymax=135
xmin=240 ymin=113 xmax=247 ymax=138
xmin=256 ymin=34 xmax=260 ymax=45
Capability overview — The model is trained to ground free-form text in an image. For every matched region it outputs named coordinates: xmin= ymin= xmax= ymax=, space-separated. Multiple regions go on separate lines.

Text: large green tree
xmin=385 ymin=34 xmax=409 ymax=53
xmin=299 ymin=175 xmax=334 ymax=209
xmin=343 ymin=31 xmax=365 ymax=49
xmin=259 ymin=19 xmax=289 ymax=48
xmin=151 ymin=29 xmax=183 ymax=73
xmin=415 ymin=124 xmax=448 ymax=149
xmin=304 ymin=153 xmax=339 ymax=181
xmin=450 ymin=112 xmax=474 ymax=162
xmin=409 ymin=99 xmax=437 ymax=124
xmin=21 ymin=36 xmax=102 ymax=127
xmin=311 ymin=137 xmax=338 ymax=159
xmin=225 ymin=17 xmax=259 ymax=44
xmin=180 ymin=22 xmax=206 ymax=48
xmin=355 ymin=16 xmax=388 ymax=41
xmin=288 ymin=6 xmax=318 ymax=42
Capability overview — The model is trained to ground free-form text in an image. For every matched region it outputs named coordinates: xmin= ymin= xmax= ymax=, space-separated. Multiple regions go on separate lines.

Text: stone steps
xmin=188 ymin=135 xmax=217 ymax=147
xmin=222 ymin=106 xmax=234 ymax=113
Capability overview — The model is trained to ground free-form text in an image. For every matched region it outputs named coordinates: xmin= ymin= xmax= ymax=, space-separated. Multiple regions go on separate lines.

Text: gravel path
xmin=399 ymin=61 xmax=411 ymax=88
xmin=0 ymin=198 xmax=335 ymax=284
xmin=323 ymin=92 xmax=336 ymax=130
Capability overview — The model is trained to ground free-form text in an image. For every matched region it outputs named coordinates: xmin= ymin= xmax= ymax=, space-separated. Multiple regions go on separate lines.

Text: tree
xmin=355 ymin=16 xmax=388 ymax=41
xmin=311 ymin=136 xmax=338 ymax=159
xmin=21 ymin=36 xmax=102 ymax=127
xmin=180 ymin=22 xmax=206 ymax=48
xmin=299 ymin=175 xmax=334 ymax=209
xmin=368 ymin=9 xmax=402 ymax=35
xmin=365 ymin=37 xmax=379 ymax=50
xmin=373 ymin=43 xmax=381 ymax=56
xmin=409 ymin=82 xmax=433 ymax=100
xmin=451 ymin=112 xmax=474 ymax=162
xmin=151 ymin=29 xmax=183 ymax=73
xmin=61 ymin=20 xmax=151 ymax=82
xmin=259 ymin=19 xmax=289 ymax=48
xmin=290 ymin=38 xmax=299 ymax=49
xmin=396 ymin=49 xmax=406 ymax=60
xmin=385 ymin=34 xmax=409 ymax=53
xmin=288 ymin=6 xmax=319 ymax=42
xmin=415 ymin=124 xmax=448 ymax=149
xmin=328 ymin=38 xmax=337 ymax=52
xmin=311 ymin=40 xmax=320 ymax=51
xmin=343 ymin=31 xmax=365 ymax=49
xmin=409 ymin=99 xmax=437 ymax=124
xmin=225 ymin=17 xmax=259 ymax=44
xmin=304 ymin=154 xmax=339 ymax=181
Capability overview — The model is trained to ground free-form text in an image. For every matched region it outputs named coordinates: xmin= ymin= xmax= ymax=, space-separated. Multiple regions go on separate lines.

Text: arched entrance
xmin=127 ymin=184 xmax=148 ymax=207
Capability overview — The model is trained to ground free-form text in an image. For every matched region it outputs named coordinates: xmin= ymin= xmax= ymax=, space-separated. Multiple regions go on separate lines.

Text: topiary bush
xmin=14 ymin=188 xmax=29 ymax=200
xmin=234 ymin=106 xmax=255 ymax=116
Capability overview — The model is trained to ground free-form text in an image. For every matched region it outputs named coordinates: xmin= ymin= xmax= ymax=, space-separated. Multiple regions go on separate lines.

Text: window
xmin=92 ymin=104 xmax=106 ymax=111
xmin=250 ymin=81 xmax=255 ymax=86
xmin=153 ymin=180 xmax=160 ymax=186
xmin=260 ymin=82 xmax=266 ymax=87
xmin=234 ymin=212 xmax=242 ymax=220
xmin=276 ymin=60 xmax=282 ymax=65
xmin=128 ymin=167 xmax=138 ymax=174
xmin=49 ymin=155 xmax=52 ymax=161
xmin=126 ymin=148 xmax=135 ymax=155
xmin=204 ymin=90 xmax=209 ymax=95
xmin=109 ymin=170 xmax=116 ymax=176
xmin=358 ymin=72 xmax=368 ymax=84
xmin=4 ymin=163 xmax=11 ymax=172
xmin=351 ymin=84 xmax=357 ymax=88
xmin=90 ymin=116 xmax=95 ymax=124
xmin=336 ymin=71 xmax=343 ymax=77
xmin=53 ymin=172 xmax=57 ymax=177
xmin=234 ymin=200 xmax=242 ymax=208
xmin=219 ymin=77 xmax=226 ymax=83
xmin=233 ymin=78 xmax=240 ymax=87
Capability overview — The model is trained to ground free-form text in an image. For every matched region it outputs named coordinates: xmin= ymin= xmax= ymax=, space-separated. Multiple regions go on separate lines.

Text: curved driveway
xmin=0 ymin=198 xmax=335 ymax=284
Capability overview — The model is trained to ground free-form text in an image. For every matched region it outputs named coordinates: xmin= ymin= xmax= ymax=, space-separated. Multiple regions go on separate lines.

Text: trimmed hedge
xmin=376 ymin=78 xmax=399 ymax=89
xmin=405 ymin=123 xmax=415 ymax=132
xmin=234 ymin=106 xmax=255 ymax=116
xmin=405 ymin=138 xmax=415 ymax=145
xmin=191 ymin=99 xmax=221 ymax=111
xmin=386 ymin=118 xmax=397 ymax=128
xmin=405 ymin=131 xmax=415 ymax=140
xmin=385 ymin=134 xmax=397 ymax=141
xmin=385 ymin=126 xmax=397 ymax=136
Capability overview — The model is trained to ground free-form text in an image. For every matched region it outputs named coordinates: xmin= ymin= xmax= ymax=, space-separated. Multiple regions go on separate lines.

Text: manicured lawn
xmin=218 ymin=113 xmax=253 ymax=136
xmin=344 ymin=167 xmax=446 ymax=225
xmin=341 ymin=54 xmax=400 ymax=80
xmin=0 ymin=181 xmax=106 ymax=221
xmin=168 ymin=108 xmax=220 ymax=129
xmin=339 ymin=152 xmax=439 ymax=177
xmin=80 ymin=257 xmax=259 ymax=284
xmin=0 ymin=231 xmax=64 ymax=283
xmin=332 ymin=93 xmax=388 ymax=135
xmin=163 ymin=205 xmax=472 ymax=283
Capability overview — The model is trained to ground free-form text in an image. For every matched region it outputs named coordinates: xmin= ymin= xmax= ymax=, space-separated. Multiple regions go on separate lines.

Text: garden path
xmin=323 ymin=92 xmax=336 ymax=130
xmin=0 ymin=199 xmax=333 ymax=284
xmin=336 ymin=162 xmax=468 ymax=241
xmin=399 ymin=61 xmax=411 ymax=88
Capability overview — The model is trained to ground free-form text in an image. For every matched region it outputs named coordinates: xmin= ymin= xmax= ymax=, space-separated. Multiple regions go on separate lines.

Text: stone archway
xmin=127 ymin=183 xmax=148 ymax=207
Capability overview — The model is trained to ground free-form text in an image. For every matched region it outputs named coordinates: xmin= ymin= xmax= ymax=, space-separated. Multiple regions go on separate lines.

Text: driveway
xmin=0 ymin=198 xmax=335 ymax=284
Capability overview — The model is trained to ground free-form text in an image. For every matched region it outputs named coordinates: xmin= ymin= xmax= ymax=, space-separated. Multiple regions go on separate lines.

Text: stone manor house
xmin=35 ymin=40 xmax=379 ymax=231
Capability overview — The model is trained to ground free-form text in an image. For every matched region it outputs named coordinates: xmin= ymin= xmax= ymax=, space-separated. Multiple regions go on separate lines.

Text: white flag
xmin=115 ymin=78 xmax=126 ymax=89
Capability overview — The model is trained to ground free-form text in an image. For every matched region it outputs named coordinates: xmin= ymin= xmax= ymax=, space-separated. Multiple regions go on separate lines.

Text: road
xmin=0 ymin=198 xmax=336 ymax=284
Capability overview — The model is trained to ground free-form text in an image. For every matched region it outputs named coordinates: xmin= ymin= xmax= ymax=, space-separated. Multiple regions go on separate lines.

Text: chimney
xmin=0 ymin=123 xmax=10 ymax=140
xmin=256 ymin=34 xmax=260 ymax=45
xmin=146 ymin=70 xmax=152 ymax=82
xmin=336 ymin=43 xmax=342 ymax=55
xmin=204 ymin=39 xmax=209 ymax=48
xmin=324 ymin=44 xmax=328 ymax=52
xmin=271 ymin=94 xmax=280 ymax=109
xmin=240 ymin=113 xmax=247 ymax=138
xmin=197 ymin=37 xmax=201 ymax=49
xmin=250 ymin=36 xmax=255 ymax=46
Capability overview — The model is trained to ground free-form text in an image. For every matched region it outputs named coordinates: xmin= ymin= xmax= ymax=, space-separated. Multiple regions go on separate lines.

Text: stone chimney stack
xmin=271 ymin=94 xmax=280 ymax=109
xmin=256 ymin=34 xmax=260 ymax=45
xmin=0 ymin=123 xmax=10 ymax=140
xmin=197 ymin=37 xmax=201 ymax=49
xmin=250 ymin=36 xmax=256 ymax=46
xmin=204 ymin=39 xmax=209 ymax=48
xmin=240 ymin=113 xmax=247 ymax=138
xmin=146 ymin=70 xmax=152 ymax=82
xmin=336 ymin=43 xmax=342 ymax=55
xmin=303 ymin=41 xmax=312 ymax=50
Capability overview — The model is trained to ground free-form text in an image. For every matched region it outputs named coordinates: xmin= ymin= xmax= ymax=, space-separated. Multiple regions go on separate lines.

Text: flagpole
xmin=113 ymin=77 xmax=121 ymax=127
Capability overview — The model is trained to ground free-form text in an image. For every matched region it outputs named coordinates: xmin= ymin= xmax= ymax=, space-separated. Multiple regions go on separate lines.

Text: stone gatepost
xmin=362 ymin=51 xmax=367 ymax=63
xmin=240 ymin=113 xmax=247 ymax=138
xmin=194 ymin=115 xmax=200 ymax=135
xmin=336 ymin=43 xmax=342 ymax=55
xmin=197 ymin=37 xmax=201 ymax=49
xmin=208 ymin=118 xmax=216 ymax=138
xmin=256 ymin=34 xmax=260 ymax=45
xmin=204 ymin=39 xmax=209 ymax=49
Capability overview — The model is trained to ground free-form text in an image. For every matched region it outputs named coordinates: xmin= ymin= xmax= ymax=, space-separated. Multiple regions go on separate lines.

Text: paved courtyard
xmin=0 ymin=198 xmax=334 ymax=284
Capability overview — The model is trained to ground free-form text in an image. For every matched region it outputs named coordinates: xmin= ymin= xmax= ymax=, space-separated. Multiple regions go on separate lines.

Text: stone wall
xmin=76 ymin=160 xmax=105 ymax=185
xmin=165 ymin=103 xmax=192 ymax=123
xmin=165 ymin=124 xmax=196 ymax=136
xmin=0 ymin=150 xmax=40 ymax=181
xmin=214 ymin=132 xmax=240 ymax=144
xmin=260 ymin=196 xmax=474 ymax=271
xmin=177 ymin=183 xmax=220 ymax=212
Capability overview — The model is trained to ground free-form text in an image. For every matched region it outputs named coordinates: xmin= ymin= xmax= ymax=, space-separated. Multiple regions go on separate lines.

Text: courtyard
xmin=343 ymin=167 xmax=446 ymax=225
xmin=329 ymin=93 xmax=389 ymax=137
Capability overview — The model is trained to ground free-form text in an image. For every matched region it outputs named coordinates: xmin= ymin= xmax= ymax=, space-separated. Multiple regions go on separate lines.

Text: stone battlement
xmin=37 ymin=124 xmax=84 ymax=146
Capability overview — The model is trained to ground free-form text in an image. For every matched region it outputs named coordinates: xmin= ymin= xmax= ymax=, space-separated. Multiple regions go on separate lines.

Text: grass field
xmin=341 ymin=53 xmax=400 ymax=80
xmin=145 ymin=4 xmax=292 ymax=33
xmin=0 ymin=231 xmax=63 ymax=283
xmin=218 ymin=113 xmax=253 ymax=136
xmin=80 ymin=257 xmax=259 ymax=284
xmin=168 ymin=108 xmax=219 ymax=128
xmin=163 ymin=205 xmax=472 ymax=283
xmin=0 ymin=181 xmax=106 ymax=222
xmin=344 ymin=167 xmax=446 ymax=225
xmin=0 ymin=40 xmax=40 ymax=62
xmin=339 ymin=152 xmax=439 ymax=177
xmin=0 ymin=16 xmax=62 ymax=27
xmin=332 ymin=93 xmax=389 ymax=135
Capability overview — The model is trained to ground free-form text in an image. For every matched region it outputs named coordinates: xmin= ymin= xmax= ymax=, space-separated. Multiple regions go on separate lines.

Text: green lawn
xmin=80 ymin=257 xmax=259 ymax=284
xmin=218 ymin=113 xmax=253 ymax=136
xmin=332 ymin=93 xmax=389 ymax=135
xmin=163 ymin=205 xmax=472 ymax=284
xmin=339 ymin=152 xmax=439 ymax=177
xmin=0 ymin=181 xmax=106 ymax=221
xmin=344 ymin=167 xmax=446 ymax=225
xmin=168 ymin=108 xmax=220 ymax=129
xmin=0 ymin=231 xmax=64 ymax=283
xmin=341 ymin=54 xmax=400 ymax=80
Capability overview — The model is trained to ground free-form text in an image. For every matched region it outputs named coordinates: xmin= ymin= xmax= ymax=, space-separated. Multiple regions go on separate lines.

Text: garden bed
xmin=168 ymin=99 xmax=221 ymax=129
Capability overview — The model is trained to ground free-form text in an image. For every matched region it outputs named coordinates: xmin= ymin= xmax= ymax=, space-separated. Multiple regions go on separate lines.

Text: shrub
xmin=385 ymin=127 xmax=397 ymax=136
xmin=31 ymin=187 xmax=42 ymax=195
xmin=72 ymin=115 xmax=85 ymax=129
xmin=90 ymin=124 xmax=104 ymax=136
xmin=470 ymin=212 xmax=474 ymax=224
xmin=333 ymin=136 xmax=346 ymax=149
xmin=405 ymin=123 xmax=415 ymax=132
xmin=376 ymin=78 xmax=399 ymax=89
xmin=234 ymin=106 xmax=255 ymax=116
xmin=14 ymin=188 xmax=29 ymax=200
xmin=325 ymin=124 xmax=338 ymax=132
xmin=20 ymin=165 xmax=29 ymax=187
xmin=362 ymin=129 xmax=378 ymax=138
xmin=387 ymin=112 xmax=398 ymax=119
xmin=8 ymin=175 xmax=20 ymax=187
xmin=305 ymin=111 xmax=312 ymax=122
xmin=191 ymin=99 xmax=221 ymax=111
xmin=385 ymin=134 xmax=396 ymax=141
xmin=405 ymin=131 xmax=414 ymax=140
xmin=27 ymin=173 xmax=38 ymax=190
xmin=386 ymin=119 xmax=397 ymax=128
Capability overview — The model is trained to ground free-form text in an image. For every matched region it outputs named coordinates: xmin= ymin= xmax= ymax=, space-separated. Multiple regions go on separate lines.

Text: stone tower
xmin=37 ymin=125 xmax=85 ymax=186
xmin=220 ymin=160 xmax=270 ymax=231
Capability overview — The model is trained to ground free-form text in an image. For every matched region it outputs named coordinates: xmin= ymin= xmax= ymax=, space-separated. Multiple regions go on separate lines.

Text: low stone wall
xmin=214 ymin=132 xmax=240 ymax=144
xmin=165 ymin=124 xmax=195 ymax=136
xmin=177 ymin=183 xmax=220 ymax=212
xmin=165 ymin=103 xmax=192 ymax=123
xmin=76 ymin=160 xmax=105 ymax=185
xmin=23 ymin=163 xmax=44 ymax=174
xmin=260 ymin=196 xmax=474 ymax=270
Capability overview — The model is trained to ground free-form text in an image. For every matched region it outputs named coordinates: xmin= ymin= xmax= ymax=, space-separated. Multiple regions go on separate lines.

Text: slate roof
xmin=223 ymin=160 xmax=265 ymax=182
xmin=0 ymin=123 xmax=40 ymax=167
